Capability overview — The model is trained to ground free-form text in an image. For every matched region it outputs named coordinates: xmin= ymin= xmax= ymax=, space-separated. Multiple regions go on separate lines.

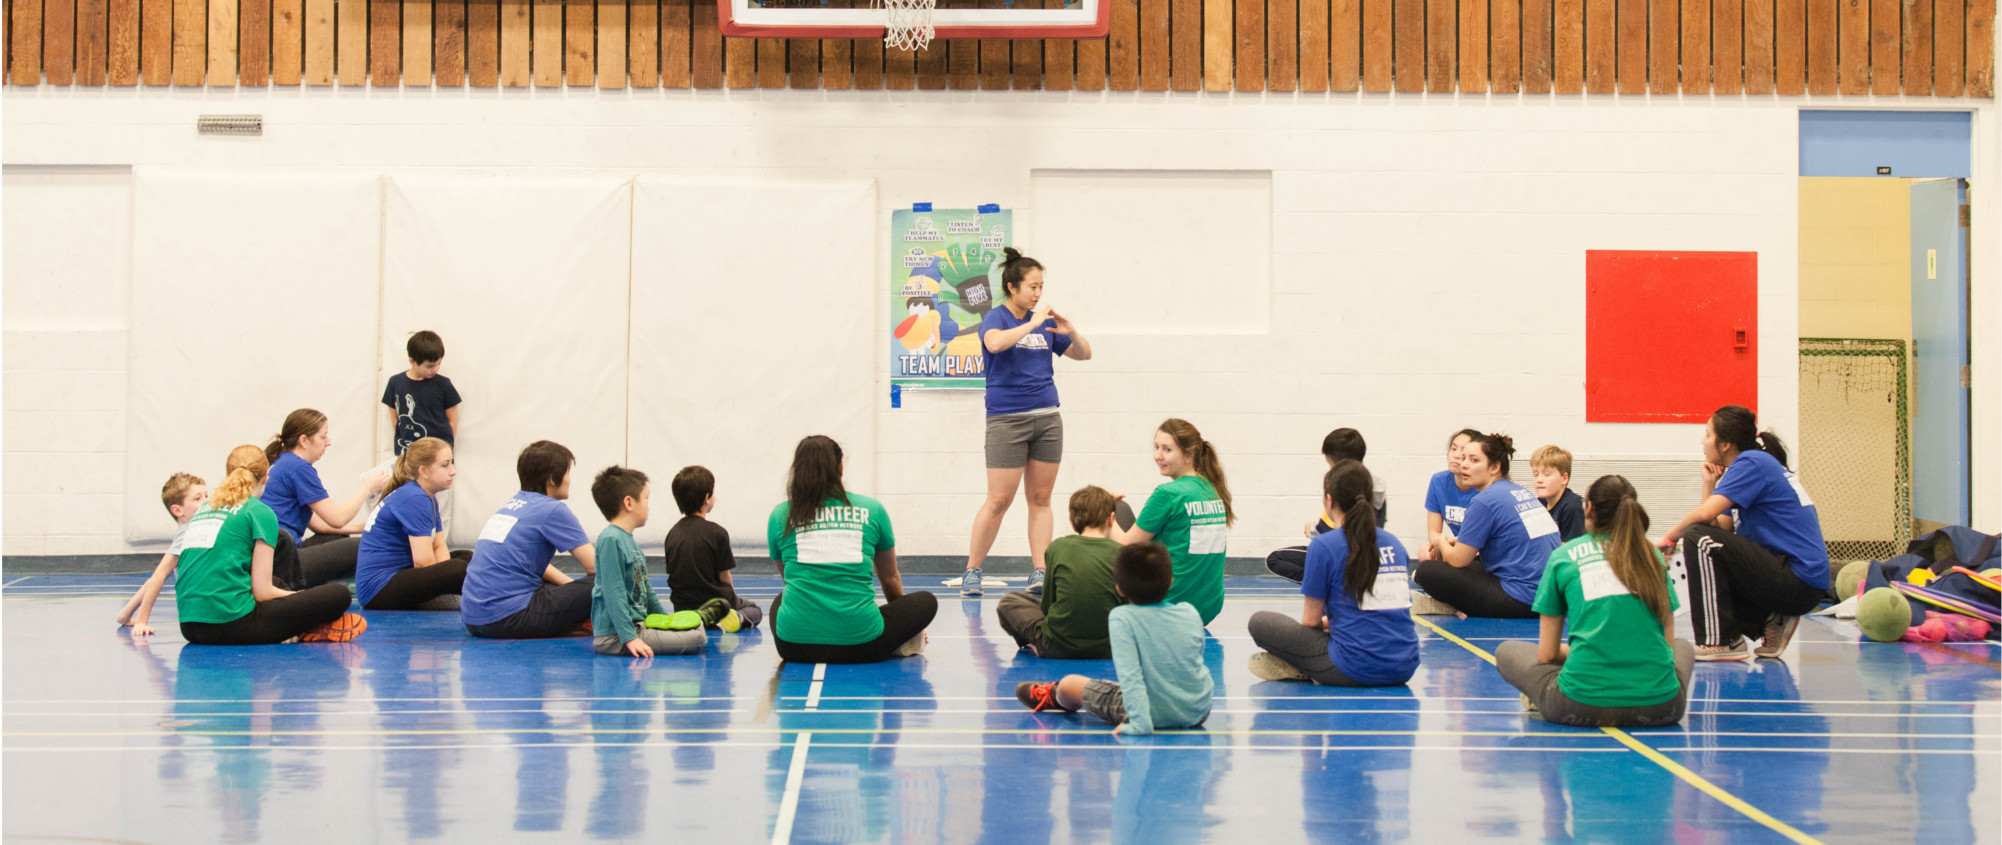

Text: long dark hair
xmin=1711 ymin=405 xmax=1790 ymax=467
xmin=998 ymin=247 xmax=1043 ymax=299
xmin=1328 ymin=460 xmax=1381 ymax=603
xmin=266 ymin=408 xmax=327 ymax=464
xmin=784 ymin=435 xmax=848 ymax=534
xmin=1159 ymin=418 xmax=1235 ymax=526
xmin=1586 ymin=475 xmax=1672 ymax=631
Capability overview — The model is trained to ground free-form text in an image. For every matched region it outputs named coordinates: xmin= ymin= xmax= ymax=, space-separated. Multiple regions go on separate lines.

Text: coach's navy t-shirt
xmin=980 ymin=306 xmax=1072 ymax=416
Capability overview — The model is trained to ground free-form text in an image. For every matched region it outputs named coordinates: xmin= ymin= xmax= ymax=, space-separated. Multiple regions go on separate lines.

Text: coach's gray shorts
xmin=984 ymin=410 xmax=1064 ymax=469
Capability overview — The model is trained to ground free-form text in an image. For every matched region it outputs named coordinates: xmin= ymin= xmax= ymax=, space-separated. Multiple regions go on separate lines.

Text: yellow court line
xmin=2 ymin=725 xmax=1625 ymax=740
xmin=1411 ymin=616 xmax=1825 ymax=845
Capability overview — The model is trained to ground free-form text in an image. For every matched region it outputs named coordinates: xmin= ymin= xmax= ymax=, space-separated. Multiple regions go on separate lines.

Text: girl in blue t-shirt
xmin=1247 ymin=460 xmax=1419 ymax=686
xmin=1659 ymin=406 xmax=1829 ymax=662
xmin=262 ymin=408 xmax=388 ymax=590
xmin=1414 ymin=434 xmax=1562 ymax=619
xmin=961 ymin=248 xmax=1095 ymax=598
xmin=1421 ymin=428 xmax=1483 ymax=560
xmin=356 ymin=437 xmax=471 ymax=611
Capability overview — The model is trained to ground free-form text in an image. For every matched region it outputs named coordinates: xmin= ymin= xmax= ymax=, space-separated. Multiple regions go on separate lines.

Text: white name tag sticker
xmin=181 ymin=519 xmax=224 ymax=551
xmin=363 ymin=504 xmax=384 ymax=533
xmin=479 ymin=514 xmax=519 ymax=544
xmin=798 ymin=528 xmax=865 ymax=564
xmin=1786 ymin=474 xmax=1815 ymax=507
xmin=1444 ymin=506 xmax=1467 ymax=526
xmin=1360 ymin=573 xmax=1413 ymax=611
xmin=1519 ymin=505 xmax=1560 ymax=539
xmin=1579 ymin=560 xmax=1631 ymax=601
xmin=1188 ymin=523 xmax=1228 ymax=555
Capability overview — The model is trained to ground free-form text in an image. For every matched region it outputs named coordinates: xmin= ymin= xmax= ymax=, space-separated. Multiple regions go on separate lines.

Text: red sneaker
xmin=297 ymin=613 xmax=368 ymax=643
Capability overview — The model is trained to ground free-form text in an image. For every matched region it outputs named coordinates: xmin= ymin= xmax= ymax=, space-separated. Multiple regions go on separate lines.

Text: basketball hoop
xmin=882 ymin=0 xmax=938 ymax=51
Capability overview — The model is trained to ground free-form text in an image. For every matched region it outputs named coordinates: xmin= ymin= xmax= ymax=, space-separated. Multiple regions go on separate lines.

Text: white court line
xmin=4 ymin=741 xmax=1989 ymax=756
xmin=770 ymin=663 xmax=827 ymax=845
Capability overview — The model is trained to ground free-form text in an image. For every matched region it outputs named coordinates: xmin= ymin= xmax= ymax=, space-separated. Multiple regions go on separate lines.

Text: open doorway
xmin=1798 ymin=111 xmax=1973 ymax=559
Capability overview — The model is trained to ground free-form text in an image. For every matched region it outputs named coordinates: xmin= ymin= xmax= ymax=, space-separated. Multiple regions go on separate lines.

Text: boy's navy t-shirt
xmin=1423 ymin=470 xmax=1477 ymax=533
xmin=979 ymin=306 xmax=1072 ymax=416
xmin=383 ymin=372 xmax=462 ymax=454
xmin=1548 ymin=488 xmax=1586 ymax=542
xmin=1712 ymin=450 xmax=1831 ymax=589
xmin=263 ymin=451 xmax=329 ymax=540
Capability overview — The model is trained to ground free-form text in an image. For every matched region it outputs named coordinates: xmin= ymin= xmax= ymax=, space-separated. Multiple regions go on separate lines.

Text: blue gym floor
xmin=3 ymin=574 xmax=1996 ymax=844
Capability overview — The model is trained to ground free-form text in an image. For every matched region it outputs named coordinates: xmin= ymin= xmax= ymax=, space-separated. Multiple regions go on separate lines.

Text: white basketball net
xmin=883 ymin=0 xmax=938 ymax=51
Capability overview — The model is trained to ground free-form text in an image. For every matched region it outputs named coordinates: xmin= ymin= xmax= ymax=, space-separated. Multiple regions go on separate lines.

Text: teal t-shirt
xmin=1531 ymin=534 xmax=1683 ymax=707
xmin=1135 ymin=475 xmax=1227 ymax=626
xmin=767 ymin=493 xmax=896 ymax=645
xmin=175 ymin=498 xmax=282 ymax=625
xmin=591 ymin=524 xmax=665 ymax=646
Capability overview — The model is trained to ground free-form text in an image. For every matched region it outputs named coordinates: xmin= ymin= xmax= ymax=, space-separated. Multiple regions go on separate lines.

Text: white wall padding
xmin=125 ymin=169 xmax=385 ymax=543
xmin=383 ymin=173 xmax=633 ymax=546
xmin=628 ymin=176 xmax=878 ymax=548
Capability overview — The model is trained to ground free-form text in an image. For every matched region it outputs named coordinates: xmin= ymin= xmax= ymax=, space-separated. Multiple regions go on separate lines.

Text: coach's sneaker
xmin=1695 ymin=638 xmax=1753 ymax=662
xmin=1015 ymin=681 xmax=1074 ymax=713
xmin=1410 ymin=592 xmax=1460 ymax=616
xmin=1755 ymin=615 xmax=1802 ymax=659
xmin=1026 ymin=568 xmax=1046 ymax=597
xmin=961 ymin=567 xmax=984 ymax=597
xmin=297 ymin=613 xmax=368 ymax=643
xmin=1248 ymin=652 xmax=1309 ymax=682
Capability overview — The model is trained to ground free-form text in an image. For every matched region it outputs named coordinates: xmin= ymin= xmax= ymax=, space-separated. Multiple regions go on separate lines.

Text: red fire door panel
xmin=1585 ymin=250 xmax=1758 ymax=423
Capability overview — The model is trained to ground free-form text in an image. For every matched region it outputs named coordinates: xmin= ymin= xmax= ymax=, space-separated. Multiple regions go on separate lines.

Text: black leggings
xmin=771 ymin=591 xmax=938 ymax=664
xmin=465 ymin=576 xmax=596 ymax=639
xmin=1413 ymin=559 xmax=1538 ymax=619
xmin=363 ymin=553 xmax=472 ymax=610
xmin=275 ymin=532 xmax=362 ymax=590
xmin=180 ymin=583 xmax=354 ymax=645
xmin=1680 ymin=525 xmax=1826 ymax=646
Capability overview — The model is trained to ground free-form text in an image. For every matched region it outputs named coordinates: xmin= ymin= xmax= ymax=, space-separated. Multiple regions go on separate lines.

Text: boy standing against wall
xmin=384 ymin=331 xmax=462 ymax=534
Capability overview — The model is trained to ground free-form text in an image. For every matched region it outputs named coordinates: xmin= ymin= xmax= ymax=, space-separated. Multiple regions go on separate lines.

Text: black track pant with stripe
xmin=1679 ymin=524 xmax=1823 ymax=647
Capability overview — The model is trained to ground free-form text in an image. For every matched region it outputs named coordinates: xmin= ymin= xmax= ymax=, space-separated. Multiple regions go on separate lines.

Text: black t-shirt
xmin=663 ymin=515 xmax=738 ymax=611
xmin=382 ymin=372 xmax=462 ymax=454
xmin=1549 ymin=488 xmax=1586 ymax=542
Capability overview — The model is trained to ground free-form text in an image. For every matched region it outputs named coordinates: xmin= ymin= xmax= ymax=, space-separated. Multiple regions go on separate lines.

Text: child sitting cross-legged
xmin=589 ymin=466 xmax=704 ymax=658
xmin=663 ymin=466 xmax=759 ymax=630
xmin=995 ymin=485 xmax=1125 ymax=659
xmin=1013 ymin=542 xmax=1213 ymax=735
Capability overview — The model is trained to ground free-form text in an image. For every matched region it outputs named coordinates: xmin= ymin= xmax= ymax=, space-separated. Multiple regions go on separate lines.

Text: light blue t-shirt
xmin=1301 ymin=528 xmax=1419 ymax=686
xmin=979 ymin=305 xmax=1073 ymax=416
xmin=262 ymin=451 xmax=329 ymax=540
xmin=1713 ymin=450 xmax=1831 ymax=589
xmin=355 ymin=482 xmax=441 ymax=606
xmin=1107 ymin=602 xmax=1213 ymax=735
xmin=1454 ymin=479 xmax=1563 ymax=606
xmin=461 ymin=492 xmax=591 ymax=625
xmin=1423 ymin=469 xmax=1477 ymax=533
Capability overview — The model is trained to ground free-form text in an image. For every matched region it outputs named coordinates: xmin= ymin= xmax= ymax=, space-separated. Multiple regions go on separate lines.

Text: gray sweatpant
xmin=593 ymin=627 xmax=705 ymax=656
xmin=1495 ymin=638 xmax=1695 ymax=728
xmin=1245 ymin=610 xmax=1368 ymax=686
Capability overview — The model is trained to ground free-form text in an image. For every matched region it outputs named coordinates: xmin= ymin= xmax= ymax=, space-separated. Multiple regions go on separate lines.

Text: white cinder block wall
xmin=5 ymin=92 xmax=1999 ymax=557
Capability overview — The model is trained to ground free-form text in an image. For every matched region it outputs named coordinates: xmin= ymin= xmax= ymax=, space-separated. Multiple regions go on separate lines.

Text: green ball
xmin=1856 ymin=587 xmax=1913 ymax=643
xmin=1835 ymin=561 xmax=1871 ymax=602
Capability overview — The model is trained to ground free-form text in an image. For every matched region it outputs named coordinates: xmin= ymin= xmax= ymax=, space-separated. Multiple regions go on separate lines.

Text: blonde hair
xmin=385 ymin=437 xmax=451 ymax=498
xmin=1529 ymin=444 xmax=1573 ymax=477
xmin=1158 ymin=418 xmax=1235 ymax=527
xmin=160 ymin=472 xmax=205 ymax=515
xmin=209 ymin=446 xmax=271 ymax=510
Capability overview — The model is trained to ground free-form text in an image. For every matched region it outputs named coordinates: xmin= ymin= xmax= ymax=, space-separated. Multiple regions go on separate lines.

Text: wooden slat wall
xmin=3 ymin=0 xmax=1991 ymax=93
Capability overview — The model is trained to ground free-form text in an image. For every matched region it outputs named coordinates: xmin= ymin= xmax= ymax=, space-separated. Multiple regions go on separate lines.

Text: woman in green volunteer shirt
xmin=1495 ymin=476 xmax=1695 ymax=727
xmin=177 ymin=445 xmax=368 ymax=646
xmin=1111 ymin=418 xmax=1234 ymax=627
xmin=767 ymin=435 xmax=938 ymax=664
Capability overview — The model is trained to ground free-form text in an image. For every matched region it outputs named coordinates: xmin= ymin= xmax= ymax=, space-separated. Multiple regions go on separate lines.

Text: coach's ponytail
xmin=1329 ymin=461 xmax=1380 ymax=603
xmin=1711 ymin=405 xmax=1789 ymax=468
xmin=1159 ymin=418 xmax=1235 ymax=527
xmin=266 ymin=408 xmax=328 ymax=464
xmin=210 ymin=445 xmax=271 ymax=510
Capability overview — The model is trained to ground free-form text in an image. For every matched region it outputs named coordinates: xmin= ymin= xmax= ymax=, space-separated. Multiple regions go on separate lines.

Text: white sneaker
xmin=1411 ymin=592 xmax=1460 ymax=616
xmin=1248 ymin=652 xmax=1309 ymax=682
